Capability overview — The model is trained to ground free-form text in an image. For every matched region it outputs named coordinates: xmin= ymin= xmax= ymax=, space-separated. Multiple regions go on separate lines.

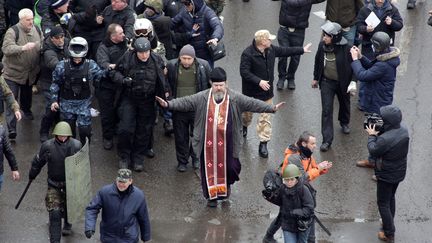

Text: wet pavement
xmin=1 ymin=0 xmax=432 ymax=242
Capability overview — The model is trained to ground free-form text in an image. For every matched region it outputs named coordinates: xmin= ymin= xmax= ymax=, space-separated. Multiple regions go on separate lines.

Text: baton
xmin=314 ymin=215 xmax=331 ymax=236
xmin=15 ymin=179 xmax=33 ymax=210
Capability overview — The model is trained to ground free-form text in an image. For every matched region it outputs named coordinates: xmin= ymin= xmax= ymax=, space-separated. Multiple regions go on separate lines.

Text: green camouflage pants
xmin=242 ymin=98 xmax=273 ymax=142
xmin=45 ymin=187 xmax=66 ymax=212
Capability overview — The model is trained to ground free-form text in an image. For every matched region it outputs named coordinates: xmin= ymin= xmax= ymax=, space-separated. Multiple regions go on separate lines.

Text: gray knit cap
xmin=179 ymin=44 xmax=196 ymax=58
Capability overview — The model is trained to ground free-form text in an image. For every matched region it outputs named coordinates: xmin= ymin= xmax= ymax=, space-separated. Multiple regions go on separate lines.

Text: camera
xmin=363 ymin=113 xmax=384 ymax=132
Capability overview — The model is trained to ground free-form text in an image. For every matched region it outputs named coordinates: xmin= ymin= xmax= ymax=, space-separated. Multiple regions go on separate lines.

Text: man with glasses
xmin=170 ymin=0 xmax=223 ymax=67
xmin=39 ymin=26 xmax=70 ymax=142
xmin=85 ymin=169 xmax=151 ymax=242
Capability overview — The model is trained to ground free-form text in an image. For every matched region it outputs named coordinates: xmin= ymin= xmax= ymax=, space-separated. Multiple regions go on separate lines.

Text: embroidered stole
xmin=204 ymin=91 xmax=229 ymax=200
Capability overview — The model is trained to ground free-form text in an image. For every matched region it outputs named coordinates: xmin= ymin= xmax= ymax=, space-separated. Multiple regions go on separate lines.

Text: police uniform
xmin=50 ymin=58 xmax=105 ymax=145
xmin=29 ymin=134 xmax=82 ymax=243
xmin=111 ymin=38 xmax=169 ymax=171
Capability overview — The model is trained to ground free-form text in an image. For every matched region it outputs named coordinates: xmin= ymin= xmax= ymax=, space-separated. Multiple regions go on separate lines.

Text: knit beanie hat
xmin=179 ymin=44 xmax=196 ymax=58
xmin=51 ymin=0 xmax=69 ymax=9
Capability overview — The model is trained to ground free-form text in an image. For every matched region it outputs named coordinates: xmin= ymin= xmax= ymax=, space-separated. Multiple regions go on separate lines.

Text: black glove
xmin=122 ymin=77 xmax=133 ymax=86
xmin=85 ymin=230 xmax=94 ymax=239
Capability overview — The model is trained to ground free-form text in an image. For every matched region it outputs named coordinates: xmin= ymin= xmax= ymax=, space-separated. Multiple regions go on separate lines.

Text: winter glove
xmin=85 ymin=230 xmax=95 ymax=239
xmin=122 ymin=77 xmax=133 ymax=87
xmin=60 ymin=13 xmax=72 ymax=25
xmin=346 ymin=81 xmax=357 ymax=96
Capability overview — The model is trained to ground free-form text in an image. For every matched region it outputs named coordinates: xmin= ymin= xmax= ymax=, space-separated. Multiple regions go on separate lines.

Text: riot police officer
xmin=29 ymin=122 xmax=82 ymax=243
xmin=111 ymin=37 xmax=170 ymax=172
xmin=50 ymin=37 xmax=106 ymax=145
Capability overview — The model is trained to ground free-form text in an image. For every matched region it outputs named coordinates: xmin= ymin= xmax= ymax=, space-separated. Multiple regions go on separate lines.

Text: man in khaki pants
xmin=240 ymin=29 xmax=311 ymax=158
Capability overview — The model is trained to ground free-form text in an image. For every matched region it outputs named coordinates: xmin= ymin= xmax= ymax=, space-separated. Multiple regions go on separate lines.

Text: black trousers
xmin=96 ymin=87 xmax=118 ymax=140
xmin=173 ymin=111 xmax=197 ymax=165
xmin=320 ymin=78 xmax=350 ymax=144
xmin=117 ymin=96 xmax=155 ymax=163
xmin=377 ymin=180 xmax=399 ymax=237
xmin=5 ymin=79 xmax=32 ymax=132
xmin=277 ymin=27 xmax=305 ymax=81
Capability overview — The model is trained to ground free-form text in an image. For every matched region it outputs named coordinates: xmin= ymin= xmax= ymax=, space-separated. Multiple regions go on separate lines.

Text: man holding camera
xmin=364 ymin=105 xmax=409 ymax=242
xmin=350 ymin=31 xmax=400 ymax=168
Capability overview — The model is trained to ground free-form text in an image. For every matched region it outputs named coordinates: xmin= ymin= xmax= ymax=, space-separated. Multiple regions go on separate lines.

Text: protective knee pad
xmin=49 ymin=209 xmax=62 ymax=243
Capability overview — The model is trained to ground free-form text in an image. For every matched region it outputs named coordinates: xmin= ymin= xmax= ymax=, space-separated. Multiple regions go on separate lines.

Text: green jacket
xmin=168 ymin=88 xmax=275 ymax=158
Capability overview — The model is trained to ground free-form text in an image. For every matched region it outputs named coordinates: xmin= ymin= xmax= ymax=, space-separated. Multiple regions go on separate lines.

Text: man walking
xmin=29 ymin=121 xmax=83 ymax=243
xmin=240 ymin=29 xmax=311 ymax=158
xmin=312 ymin=21 xmax=355 ymax=152
xmin=1 ymin=8 xmax=42 ymax=139
xmin=166 ymin=44 xmax=211 ymax=172
xmin=156 ymin=67 xmax=286 ymax=207
xmin=85 ymin=169 xmax=151 ymax=242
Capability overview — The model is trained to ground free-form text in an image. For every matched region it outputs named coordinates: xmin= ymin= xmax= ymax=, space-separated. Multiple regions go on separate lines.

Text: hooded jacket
xmin=367 ymin=105 xmax=409 ymax=183
xmin=39 ymin=36 xmax=71 ymax=88
xmin=356 ymin=0 xmax=403 ymax=46
xmin=170 ymin=0 xmax=223 ymax=55
xmin=351 ymin=47 xmax=400 ymax=114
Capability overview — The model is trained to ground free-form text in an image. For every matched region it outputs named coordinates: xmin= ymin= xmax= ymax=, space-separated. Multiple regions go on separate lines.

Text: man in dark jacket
xmin=312 ymin=21 xmax=355 ymax=152
xmin=29 ymin=121 xmax=83 ymax=243
xmin=170 ymin=0 xmax=223 ymax=67
xmin=276 ymin=0 xmax=324 ymax=90
xmin=365 ymin=105 xmax=409 ymax=242
xmin=0 ymin=124 xmax=19 ymax=192
xmin=39 ymin=26 xmax=70 ymax=142
xmin=41 ymin=0 xmax=71 ymax=37
xmin=96 ymin=0 xmax=136 ymax=41
xmin=69 ymin=0 xmax=111 ymax=58
xmin=85 ymin=169 xmax=151 ymax=242
xmin=96 ymin=23 xmax=128 ymax=150
xmin=240 ymin=29 xmax=311 ymax=158
xmin=166 ymin=44 xmax=211 ymax=172
xmin=143 ymin=0 xmax=175 ymax=60
xmin=351 ymin=32 xmax=400 ymax=169
xmin=356 ymin=0 xmax=403 ymax=111
xmin=110 ymin=37 xmax=170 ymax=172
xmin=325 ymin=0 xmax=364 ymax=45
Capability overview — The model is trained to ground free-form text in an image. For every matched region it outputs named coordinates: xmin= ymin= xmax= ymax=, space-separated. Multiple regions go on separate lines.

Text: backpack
xmin=11 ymin=24 xmax=43 ymax=43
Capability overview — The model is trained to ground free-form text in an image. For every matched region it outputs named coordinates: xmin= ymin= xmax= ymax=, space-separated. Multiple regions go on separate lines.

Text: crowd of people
xmin=0 ymin=0 xmax=418 ymax=242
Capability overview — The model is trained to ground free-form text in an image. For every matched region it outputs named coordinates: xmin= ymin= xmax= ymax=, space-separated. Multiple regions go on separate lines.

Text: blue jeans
xmin=277 ymin=27 xmax=305 ymax=81
xmin=0 ymin=173 xmax=3 ymax=191
xmin=342 ymin=24 xmax=357 ymax=46
xmin=283 ymin=228 xmax=310 ymax=243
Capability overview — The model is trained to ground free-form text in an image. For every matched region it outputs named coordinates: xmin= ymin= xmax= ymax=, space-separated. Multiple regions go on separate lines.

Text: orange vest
xmin=280 ymin=146 xmax=328 ymax=181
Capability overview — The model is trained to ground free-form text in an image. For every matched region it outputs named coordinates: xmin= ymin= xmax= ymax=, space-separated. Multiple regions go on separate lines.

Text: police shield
xmin=65 ymin=139 xmax=92 ymax=224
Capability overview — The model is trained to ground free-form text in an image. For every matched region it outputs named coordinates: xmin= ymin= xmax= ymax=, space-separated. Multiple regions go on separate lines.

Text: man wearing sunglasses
xmin=171 ymin=0 xmax=223 ymax=67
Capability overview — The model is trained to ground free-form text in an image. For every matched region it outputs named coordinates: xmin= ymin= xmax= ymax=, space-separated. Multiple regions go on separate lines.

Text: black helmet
xmin=371 ymin=32 xmax=391 ymax=53
xmin=134 ymin=37 xmax=151 ymax=52
xmin=321 ymin=21 xmax=347 ymax=45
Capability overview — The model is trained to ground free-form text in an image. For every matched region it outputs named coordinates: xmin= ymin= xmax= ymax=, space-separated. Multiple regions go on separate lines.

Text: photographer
xmin=350 ymin=31 xmax=400 ymax=168
xmin=365 ymin=105 xmax=409 ymax=242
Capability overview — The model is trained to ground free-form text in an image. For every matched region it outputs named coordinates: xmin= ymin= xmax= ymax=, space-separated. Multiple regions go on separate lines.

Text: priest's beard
xmin=213 ymin=91 xmax=225 ymax=104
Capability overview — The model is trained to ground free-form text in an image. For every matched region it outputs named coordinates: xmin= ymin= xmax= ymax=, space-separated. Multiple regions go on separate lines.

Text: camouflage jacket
xmin=50 ymin=59 xmax=106 ymax=103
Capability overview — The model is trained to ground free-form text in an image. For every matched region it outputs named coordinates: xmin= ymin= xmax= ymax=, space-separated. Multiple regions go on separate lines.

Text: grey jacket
xmin=167 ymin=88 xmax=276 ymax=158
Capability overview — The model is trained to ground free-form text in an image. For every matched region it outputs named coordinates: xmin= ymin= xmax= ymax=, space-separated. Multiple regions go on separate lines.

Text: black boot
xmin=407 ymin=0 xmax=416 ymax=9
xmin=78 ymin=125 xmax=92 ymax=145
xmin=62 ymin=222 xmax=72 ymax=236
xmin=49 ymin=209 xmax=62 ymax=243
xmin=134 ymin=160 xmax=145 ymax=172
xmin=103 ymin=138 xmax=113 ymax=150
xmin=287 ymin=79 xmax=296 ymax=90
xmin=163 ymin=119 xmax=174 ymax=136
xmin=259 ymin=142 xmax=268 ymax=158
xmin=276 ymin=78 xmax=285 ymax=90
xmin=242 ymin=126 xmax=247 ymax=137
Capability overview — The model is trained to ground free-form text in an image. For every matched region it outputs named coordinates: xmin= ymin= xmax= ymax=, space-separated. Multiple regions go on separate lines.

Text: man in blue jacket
xmin=350 ymin=31 xmax=400 ymax=168
xmin=170 ymin=0 xmax=223 ymax=67
xmin=85 ymin=169 xmax=151 ymax=242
